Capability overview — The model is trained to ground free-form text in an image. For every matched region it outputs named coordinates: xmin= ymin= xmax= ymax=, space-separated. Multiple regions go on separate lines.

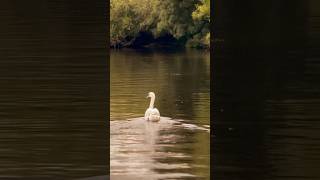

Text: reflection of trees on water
xmin=110 ymin=50 xmax=210 ymax=124
xmin=163 ymin=51 xmax=210 ymax=123
xmin=159 ymin=51 xmax=210 ymax=178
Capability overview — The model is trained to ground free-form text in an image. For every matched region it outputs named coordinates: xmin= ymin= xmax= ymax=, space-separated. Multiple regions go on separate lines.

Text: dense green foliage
xmin=190 ymin=0 xmax=210 ymax=47
xmin=110 ymin=0 xmax=210 ymax=48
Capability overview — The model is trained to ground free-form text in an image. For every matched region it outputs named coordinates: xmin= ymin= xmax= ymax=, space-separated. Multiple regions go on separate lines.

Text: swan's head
xmin=146 ymin=92 xmax=155 ymax=98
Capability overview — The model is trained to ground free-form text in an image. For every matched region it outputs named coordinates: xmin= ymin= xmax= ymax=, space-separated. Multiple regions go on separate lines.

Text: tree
xmin=110 ymin=0 xmax=210 ymax=48
xmin=187 ymin=0 xmax=210 ymax=48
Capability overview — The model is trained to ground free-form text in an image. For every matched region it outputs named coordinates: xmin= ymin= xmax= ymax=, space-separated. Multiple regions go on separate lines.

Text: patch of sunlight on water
xmin=110 ymin=117 xmax=209 ymax=180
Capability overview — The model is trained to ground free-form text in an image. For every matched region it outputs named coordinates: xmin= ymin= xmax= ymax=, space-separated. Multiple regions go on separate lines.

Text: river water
xmin=0 ymin=1 xmax=107 ymax=179
xmin=213 ymin=47 xmax=320 ymax=180
xmin=110 ymin=49 xmax=210 ymax=179
xmin=213 ymin=1 xmax=320 ymax=178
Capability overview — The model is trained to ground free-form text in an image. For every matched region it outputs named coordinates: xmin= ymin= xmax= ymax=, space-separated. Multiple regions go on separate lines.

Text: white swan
xmin=144 ymin=92 xmax=161 ymax=122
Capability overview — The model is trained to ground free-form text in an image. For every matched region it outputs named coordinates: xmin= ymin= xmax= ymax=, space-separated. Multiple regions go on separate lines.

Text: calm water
xmin=0 ymin=1 xmax=107 ymax=179
xmin=110 ymin=49 xmax=210 ymax=179
xmin=213 ymin=1 xmax=320 ymax=179
xmin=213 ymin=47 xmax=320 ymax=180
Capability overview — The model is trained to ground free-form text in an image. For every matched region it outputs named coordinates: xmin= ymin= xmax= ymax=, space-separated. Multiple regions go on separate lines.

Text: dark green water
xmin=110 ymin=49 xmax=210 ymax=179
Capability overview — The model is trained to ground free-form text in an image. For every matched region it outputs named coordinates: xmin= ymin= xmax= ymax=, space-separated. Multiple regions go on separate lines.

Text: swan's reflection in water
xmin=110 ymin=117 xmax=209 ymax=180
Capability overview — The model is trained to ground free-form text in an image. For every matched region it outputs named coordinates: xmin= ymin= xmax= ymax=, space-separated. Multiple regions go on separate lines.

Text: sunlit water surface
xmin=110 ymin=49 xmax=210 ymax=180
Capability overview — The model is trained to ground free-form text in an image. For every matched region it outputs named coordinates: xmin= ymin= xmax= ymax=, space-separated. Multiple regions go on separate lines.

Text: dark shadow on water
xmin=118 ymin=47 xmax=187 ymax=54
xmin=0 ymin=1 xmax=108 ymax=179
xmin=213 ymin=0 xmax=320 ymax=179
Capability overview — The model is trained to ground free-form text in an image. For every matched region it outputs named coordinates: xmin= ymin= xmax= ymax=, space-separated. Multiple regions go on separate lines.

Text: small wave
xmin=111 ymin=117 xmax=210 ymax=133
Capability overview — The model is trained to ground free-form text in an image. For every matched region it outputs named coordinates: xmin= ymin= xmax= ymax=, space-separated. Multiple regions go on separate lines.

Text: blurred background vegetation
xmin=110 ymin=0 xmax=210 ymax=49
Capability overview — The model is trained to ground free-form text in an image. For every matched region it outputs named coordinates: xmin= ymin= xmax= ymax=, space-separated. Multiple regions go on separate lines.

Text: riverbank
xmin=110 ymin=31 xmax=210 ymax=50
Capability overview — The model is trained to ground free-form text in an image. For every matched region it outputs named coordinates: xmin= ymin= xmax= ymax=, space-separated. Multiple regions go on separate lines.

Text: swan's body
xmin=145 ymin=107 xmax=160 ymax=122
xmin=144 ymin=92 xmax=160 ymax=122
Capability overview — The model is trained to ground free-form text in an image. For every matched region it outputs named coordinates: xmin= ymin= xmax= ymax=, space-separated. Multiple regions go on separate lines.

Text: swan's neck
xmin=149 ymin=96 xmax=155 ymax=108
